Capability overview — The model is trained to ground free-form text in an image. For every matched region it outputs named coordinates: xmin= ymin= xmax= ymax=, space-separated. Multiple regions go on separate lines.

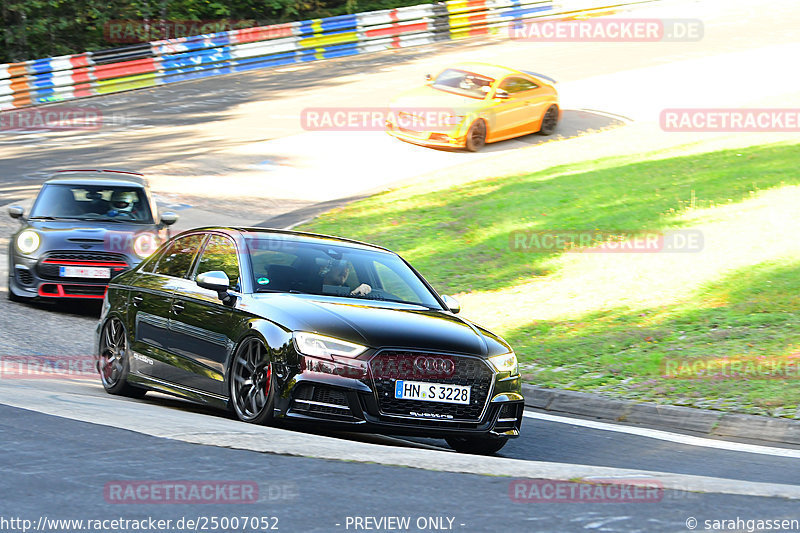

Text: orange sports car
xmin=386 ymin=62 xmax=560 ymax=151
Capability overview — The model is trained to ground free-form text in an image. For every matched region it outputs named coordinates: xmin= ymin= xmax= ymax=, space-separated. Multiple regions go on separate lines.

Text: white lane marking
xmin=524 ymin=410 xmax=800 ymax=459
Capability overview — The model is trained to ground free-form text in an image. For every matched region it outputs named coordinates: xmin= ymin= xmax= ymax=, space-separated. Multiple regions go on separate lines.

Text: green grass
xmin=301 ymin=142 xmax=800 ymax=417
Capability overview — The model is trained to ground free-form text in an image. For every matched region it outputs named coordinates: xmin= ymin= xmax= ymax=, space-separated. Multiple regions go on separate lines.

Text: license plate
xmin=394 ymin=380 xmax=470 ymax=405
xmin=59 ymin=266 xmax=111 ymax=279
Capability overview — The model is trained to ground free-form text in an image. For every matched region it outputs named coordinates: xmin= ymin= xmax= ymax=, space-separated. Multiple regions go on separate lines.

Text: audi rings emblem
xmin=414 ymin=356 xmax=455 ymax=375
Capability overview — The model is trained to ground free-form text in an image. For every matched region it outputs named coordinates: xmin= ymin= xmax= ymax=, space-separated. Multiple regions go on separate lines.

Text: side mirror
xmin=197 ymin=271 xmax=232 ymax=303
xmin=160 ymin=211 xmax=178 ymax=226
xmin=442 ymin=295 xmax=461 ymax=314
xmin=425 ymin=73 xmax=433 ymax=82
xmin=494 ymin=89 xmax=510 ymax=100
xmin=8 ymin=206 xmax=24 ymax=220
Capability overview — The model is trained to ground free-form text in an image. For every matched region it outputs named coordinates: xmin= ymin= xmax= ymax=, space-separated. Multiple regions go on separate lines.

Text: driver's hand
xmin=350 ymin=283 xmax=372 ymax=296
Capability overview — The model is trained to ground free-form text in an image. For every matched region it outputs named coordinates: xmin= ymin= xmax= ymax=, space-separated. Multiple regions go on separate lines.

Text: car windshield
xmin=245 ymin=236 xmax=443 ymax=309
xmin=29 ymin=183 xmax=154 ymax=224
xmin=432 ymin=68 xmax=494 ymax=99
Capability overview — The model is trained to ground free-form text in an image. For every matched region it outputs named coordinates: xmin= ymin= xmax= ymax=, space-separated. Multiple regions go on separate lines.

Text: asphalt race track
xmin=1 ymin=0 xmax=800 ymax=531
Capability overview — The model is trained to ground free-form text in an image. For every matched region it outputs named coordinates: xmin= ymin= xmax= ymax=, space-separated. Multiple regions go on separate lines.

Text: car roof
xmin=183 ymin=226 xmax=394 ymax=254
xmin=44 ymin=169 xmax=148 ymax=188
xmin=449 ymin=62 xmax=526 ymax=81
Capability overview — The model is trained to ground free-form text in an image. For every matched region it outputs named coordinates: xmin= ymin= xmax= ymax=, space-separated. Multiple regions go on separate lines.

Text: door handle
xmin=172 ymin=301 xmax=185 ymax=314
xmin=132 ymin=294 xmax=144 ymax=306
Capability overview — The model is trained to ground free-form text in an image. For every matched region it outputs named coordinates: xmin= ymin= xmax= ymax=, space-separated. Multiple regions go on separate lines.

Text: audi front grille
xmin=368 ymin=350 xmax=495 ymax=423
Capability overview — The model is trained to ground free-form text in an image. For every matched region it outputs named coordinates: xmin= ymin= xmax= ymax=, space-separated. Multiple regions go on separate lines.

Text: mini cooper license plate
xmin=394 ymin=380 xmax=470 ymax=405
xmin=59 ymin=266 xmax=111 ymax=279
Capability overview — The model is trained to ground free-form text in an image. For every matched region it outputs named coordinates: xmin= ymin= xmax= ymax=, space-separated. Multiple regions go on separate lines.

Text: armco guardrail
xmin=0 ymin=0 xmax=655 ymax=112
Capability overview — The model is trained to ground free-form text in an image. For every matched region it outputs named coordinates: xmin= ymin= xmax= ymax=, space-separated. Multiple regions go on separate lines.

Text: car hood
xmin=17 ymin=220 xmax=164 ymax=260
xmin=390 ymin=85 xmax=488 ymax=115
xmin=247 ymin=294 xmax=511 ymax=357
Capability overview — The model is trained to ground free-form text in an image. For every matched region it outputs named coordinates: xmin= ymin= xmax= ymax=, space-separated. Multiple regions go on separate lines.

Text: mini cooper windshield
xmin=245 ymin=236 xmax=442 ymax=308
xmin=29 ymin=183 xmax=154 ymax=223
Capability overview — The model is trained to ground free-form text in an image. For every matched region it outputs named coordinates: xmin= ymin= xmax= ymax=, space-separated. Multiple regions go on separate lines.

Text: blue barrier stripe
xmin=30 ymin=59 xmax=54 ymax=74
xmin=233 ymin=55 xmax=298 ymax=72
xmin=498 ymin=4 xmax=552 ymax=19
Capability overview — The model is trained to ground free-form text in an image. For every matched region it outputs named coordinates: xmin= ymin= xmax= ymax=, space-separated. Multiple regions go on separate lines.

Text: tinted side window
xmin=195 ymin=235 xmax=241 ymax=290
xmin=154 ymin=234 xmax=205 ymax=278
xmin=499 ymin=77 xmax=538 ymax=94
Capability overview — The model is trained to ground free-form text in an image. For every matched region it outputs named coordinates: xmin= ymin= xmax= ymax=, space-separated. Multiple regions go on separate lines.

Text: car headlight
xmin=16 ymin=230 xmax=40 ymax=254
xmin=133 ymin=233 xmax=159 ymax=259
xmin=293 ymin=332 xmax=367 ymax=359
xmin=489 ymin=351 xmax=518 ymax=374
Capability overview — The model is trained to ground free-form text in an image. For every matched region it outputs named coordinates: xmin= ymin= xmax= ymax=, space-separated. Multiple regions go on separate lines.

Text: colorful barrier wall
xmin=0 ymin=0 xmax=656 ymax=111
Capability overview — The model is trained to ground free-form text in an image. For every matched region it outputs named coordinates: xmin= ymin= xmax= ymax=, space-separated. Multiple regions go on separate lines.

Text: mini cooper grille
xmin=62 ymin=284 xmax=107 ymax=296
xmin=46 ymin=251 xmax=128 ymax=262
xmin=15 ymin=267 xmax=34 ymax=285
xmin=370 ymin=351 xmax=494 ymax=422
xmin=37 ymin=251 xmax=128 ymax=281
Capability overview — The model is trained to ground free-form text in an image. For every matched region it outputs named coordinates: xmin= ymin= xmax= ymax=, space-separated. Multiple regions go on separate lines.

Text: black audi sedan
xmin=7 ymin=170 xmax=177 ymax=302
xmin=96 ymin=227 xmax=523 ymax=454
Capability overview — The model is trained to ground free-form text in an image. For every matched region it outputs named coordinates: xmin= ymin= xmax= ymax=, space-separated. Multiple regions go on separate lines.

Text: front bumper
xmin=385 ymin=124 xmax=467 ymax=149
xmin=9 ymin=249 xmax=132 ymax=300
xmin=275 ymin=350 xmax=523 ymax=439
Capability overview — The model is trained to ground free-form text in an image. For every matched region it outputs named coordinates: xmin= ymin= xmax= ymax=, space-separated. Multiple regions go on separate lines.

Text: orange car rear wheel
xmin=538 ymin=105 xmax=559 ymax=136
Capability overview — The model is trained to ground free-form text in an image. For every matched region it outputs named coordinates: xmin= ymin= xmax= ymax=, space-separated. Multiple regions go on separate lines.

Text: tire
xmin=229 ymin=336 xmax=275 ymax=425
xmin=538 ymin=105 xmax=559 ymax=136
xmin=465 ymin=120 xmax=487 ymax=152
xmin=446 ymin=435 xmax=509 ymax=455
xmin=98 ymin=317 xmax=147 ymax=398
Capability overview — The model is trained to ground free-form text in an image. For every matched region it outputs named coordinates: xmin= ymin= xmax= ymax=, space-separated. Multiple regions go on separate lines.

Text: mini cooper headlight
xmin=293 ymin=332 xmax=367 ymax=359
xmin=489 ymin=351 xmax=518 ymax=374
xmin=16 ymin=230 xmax=41 ymax=254
xmin=133 ymin=232 xmax=159 ymax=259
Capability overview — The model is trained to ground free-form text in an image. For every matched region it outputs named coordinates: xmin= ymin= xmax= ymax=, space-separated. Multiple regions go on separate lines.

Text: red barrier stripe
xmin=365 ymin=21 xmax=428 ymax=38
xmin=10 ymin=76 xmax=31 ymax=107
xmin=70 ymin=54 xmax=91 ymax=69
xmin=8 ymin=63 xmax=27 ymax=77
xmin=235 ymin=23 xmax=294 ymax=44
xmin=468 ymin=13 xmax=488 ymax=36
xmin=93 ymin=58 xmax=157 ymax=80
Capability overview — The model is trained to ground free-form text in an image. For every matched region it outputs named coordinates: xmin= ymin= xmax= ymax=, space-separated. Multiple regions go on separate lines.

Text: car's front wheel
xmin=230 ymin=336 xmax=275 ymax=425
xmin=446 ymin=435 xmax=508 ymax=455
xmin=465 ymin=119 xmax=487 ymax=152
xmin=98 ymin=317 xmax=146 ymax=398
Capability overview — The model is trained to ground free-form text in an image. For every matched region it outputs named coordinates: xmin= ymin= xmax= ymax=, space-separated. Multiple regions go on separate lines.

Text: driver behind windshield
xmin=107 ymin=190 xmax=141 ymax=220
xmin=321 ymin=260 xmax=371 ymax=296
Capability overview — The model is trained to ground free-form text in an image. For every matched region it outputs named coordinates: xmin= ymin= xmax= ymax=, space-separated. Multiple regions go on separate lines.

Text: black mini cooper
xmin=96 ymin=227 xmax=523 ymax=454
xmin=7 ymin=170 xmax=177 ymax=302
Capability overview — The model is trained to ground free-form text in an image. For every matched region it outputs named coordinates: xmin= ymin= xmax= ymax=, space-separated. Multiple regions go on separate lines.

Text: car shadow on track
xmin=418 ymin=108 xmax=630 ymax=154
xmin=137 ymin=390 xmax=458 ymax=452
